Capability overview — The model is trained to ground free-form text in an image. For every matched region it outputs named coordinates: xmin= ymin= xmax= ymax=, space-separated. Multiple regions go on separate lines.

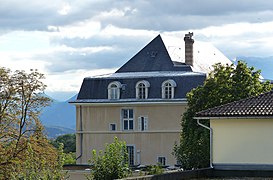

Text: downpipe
xmin=197 ymin=119 xmax=213 ymax=169
xmin=76 ymin=105 xmax=83 ymax=161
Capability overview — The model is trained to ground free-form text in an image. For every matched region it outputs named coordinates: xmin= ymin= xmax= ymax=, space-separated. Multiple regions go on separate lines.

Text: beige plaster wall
xmin=211 ymin=118 xmax=273 ymax=165
xmin=75 ymin=103 xmax=186 ymax=165
xmin=77 ymin=104 xmax=185 ymax=132
xmin=78 ymin=132 xmax=179 ymax=165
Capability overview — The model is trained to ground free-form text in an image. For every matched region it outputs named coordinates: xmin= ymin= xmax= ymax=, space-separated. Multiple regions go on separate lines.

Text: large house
xmin=71 ymin=33 xmax=231 ymax=166
xmin=196 ymin=91 xmax=273 ymax=170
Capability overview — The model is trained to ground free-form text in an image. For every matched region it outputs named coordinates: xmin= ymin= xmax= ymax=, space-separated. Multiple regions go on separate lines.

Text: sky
xmin=1 ymin=0 xmax=273 ymax=101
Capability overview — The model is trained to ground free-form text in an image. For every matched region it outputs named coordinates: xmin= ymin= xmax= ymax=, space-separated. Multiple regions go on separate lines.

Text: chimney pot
xmin=184 ymin=32 xmax=194 ymax=66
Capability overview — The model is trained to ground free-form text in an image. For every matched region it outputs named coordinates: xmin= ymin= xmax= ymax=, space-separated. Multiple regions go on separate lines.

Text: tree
xmin=87 ymin=137 xmax=131 ymax=180
xmin=51 ymin=133 xmax=76 ymax=153
xmin=0 ymin=67 xmax=66 ymax=179
xmin=174 ymin=61 xmax=273 ymax=169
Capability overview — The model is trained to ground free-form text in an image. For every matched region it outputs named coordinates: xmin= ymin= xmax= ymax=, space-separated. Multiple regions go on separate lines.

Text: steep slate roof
xmin=72 ymin=33 xmax=230 ymax=102
xmin=116 ymin=34 xmax=232 ymax=74
xmin=196 ymin=91 xmax=273 ymax=117
xmin=160 ymin=35 xmax=232 ymax=73
xmin=116 ymin=35 xmax=192 ymax=73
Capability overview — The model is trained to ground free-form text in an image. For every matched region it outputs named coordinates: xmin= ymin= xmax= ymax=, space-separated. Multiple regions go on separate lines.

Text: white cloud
xmin=44 ymin=68 xmax=116 ymax=92
xmin=58 ymin=3 xmax=71 ymax=15
xmin=49 ymin=19 xmax=101 ymax=39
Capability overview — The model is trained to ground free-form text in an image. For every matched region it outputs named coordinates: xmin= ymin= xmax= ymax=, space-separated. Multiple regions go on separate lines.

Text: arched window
xmin=136 ymin=80 xmax=150 ymax=99
xmin=108 ymin=81 xmax=122 ymax=100
xmin=162 ymin=80 xmax=176 ymax=99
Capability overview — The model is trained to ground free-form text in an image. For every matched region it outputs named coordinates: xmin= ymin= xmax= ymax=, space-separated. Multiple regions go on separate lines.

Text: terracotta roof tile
xmin=196 ymin=91 xmax=273 ymax=117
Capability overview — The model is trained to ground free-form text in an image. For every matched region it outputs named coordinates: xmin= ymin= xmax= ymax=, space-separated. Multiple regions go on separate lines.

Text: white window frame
xmin=138 ymin=116 xmax=148 ymax=131
xmin=121 ymin=109 xmax=134 ymax=131
xmin=108 ymin=81 xmax=122 ymax=100
xmin=109 ymin=123 xmax=116 ymax=131
xmin=161 ymin=79 xmax=176 ymax=99
xmin=136 ymin=80 xmax=150 ymax=99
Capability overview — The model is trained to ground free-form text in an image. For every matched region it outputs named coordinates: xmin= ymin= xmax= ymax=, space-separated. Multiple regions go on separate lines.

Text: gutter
xmin=76 ymin=105 xmax=83 ymax=161
xmin=196 ymin=118 xmax=213 ymax=169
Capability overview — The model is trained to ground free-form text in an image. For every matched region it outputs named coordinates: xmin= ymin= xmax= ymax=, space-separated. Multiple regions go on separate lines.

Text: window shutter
xmin=144 ymin=117 xmax=148 ymax=130
xmin=138 ymin=117 xmax=141 ymax=131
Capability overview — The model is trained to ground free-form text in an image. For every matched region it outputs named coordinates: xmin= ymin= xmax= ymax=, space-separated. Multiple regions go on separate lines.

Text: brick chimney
xmin=184 ymin=32 xmax=194 ymax=66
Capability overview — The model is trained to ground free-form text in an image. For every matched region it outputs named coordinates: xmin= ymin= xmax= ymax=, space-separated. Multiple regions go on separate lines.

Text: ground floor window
xmin=158 ymin=157 xmax=166 ymax=166
xmin=127 ymin=146 xmax=134 ymax=166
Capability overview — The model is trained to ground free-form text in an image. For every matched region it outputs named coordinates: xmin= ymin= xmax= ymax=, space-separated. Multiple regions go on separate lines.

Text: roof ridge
xmin=196 ymin=90 xmax=273 ymax=117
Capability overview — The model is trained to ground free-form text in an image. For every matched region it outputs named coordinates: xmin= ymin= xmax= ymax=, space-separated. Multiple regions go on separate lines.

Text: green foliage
xmin=63 ymin=152 xmax=76 ymax=164
xmin=87 ymin=137 xmax=131 ymax=180
xmin=51 ymin=134 xmax=76 ymax=153
xmin=0 ymin=67 xmax=67 ymax=179
xmin=174 ymin=61 xmax=273 ymax=170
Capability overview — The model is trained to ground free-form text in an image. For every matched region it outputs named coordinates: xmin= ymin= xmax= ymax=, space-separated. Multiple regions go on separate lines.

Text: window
xmin=136 ymin=80 xmax=150 ymax=99
xmin=122 ymin=109 xmax=134 ymax=130
xmin=109 ymin=123 xmax=116 ymax=131
xmin=162 ymin=80 xmax=176 ymax=99
xmin=138 ymin=116 xmax=148 ymax=131
xmin=108 ymin=81 xmax=122 ymax=100
xmin=127 ymin=146 xmax=135 ymax=166
xmin=158 ymin=157 xmax=166 ymax=166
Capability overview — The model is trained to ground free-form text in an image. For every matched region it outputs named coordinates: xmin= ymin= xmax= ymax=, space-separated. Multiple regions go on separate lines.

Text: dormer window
xmin=108 ymin=81 xmax=122 ymax=100
xmin=136 ymin=80 xmax=150 ymax=99
xmin=162 ymin=80 xmax=176 ymax=99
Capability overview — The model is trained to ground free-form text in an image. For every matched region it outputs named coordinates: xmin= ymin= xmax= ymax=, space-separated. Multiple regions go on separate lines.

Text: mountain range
xmin=40 ymin=95 xmax=77 ymax=138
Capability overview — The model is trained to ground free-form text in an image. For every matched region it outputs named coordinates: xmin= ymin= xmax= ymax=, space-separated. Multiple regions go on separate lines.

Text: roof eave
xmin=194 ymin=116 xmax=273 ymax=120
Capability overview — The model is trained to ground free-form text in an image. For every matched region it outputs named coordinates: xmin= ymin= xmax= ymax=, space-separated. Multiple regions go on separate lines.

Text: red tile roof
xmin=196 ymin=91 xmax=273 ymax=117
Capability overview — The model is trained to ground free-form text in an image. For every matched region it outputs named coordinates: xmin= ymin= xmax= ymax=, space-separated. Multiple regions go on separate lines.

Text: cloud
xmin=2 ymin=0 xmax=273 ymax=32
xmin=2 ymin=0 xmax=273 ymax=100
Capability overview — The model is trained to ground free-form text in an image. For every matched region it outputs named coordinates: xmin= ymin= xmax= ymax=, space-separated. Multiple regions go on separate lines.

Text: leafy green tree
xmin=87 ymin=137 xmax=131 ymax=180
xmin=174 ymin=61 xmax=273 ymax=169
xmin=0 ymin=67 xmax=66 ymax=179
xmin=51 ymin=133 xmax=76 ymax=153
xmin=63 ymin=152 xmax=76 ymax=164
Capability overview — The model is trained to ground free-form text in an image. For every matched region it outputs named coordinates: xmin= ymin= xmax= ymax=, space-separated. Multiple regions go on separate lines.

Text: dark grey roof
xmin=196 ymin=91 xmax=273 ymax=117
xmin=73 ymin=34 xmax=207 ymax=103
xmin=76 ymin=73 xmax=206 ymax=101
xmin=116 ymin=35 xmax=192 ymax=73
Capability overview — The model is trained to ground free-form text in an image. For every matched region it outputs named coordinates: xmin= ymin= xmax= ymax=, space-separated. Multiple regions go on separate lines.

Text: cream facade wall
xmin=211 ymin=118 xmax=273 ymax=165
xmin=76 ymin=103 xmax=187 ymax=165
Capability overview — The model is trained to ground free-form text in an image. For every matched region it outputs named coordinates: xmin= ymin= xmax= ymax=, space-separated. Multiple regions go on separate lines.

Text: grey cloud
xmin=92 ymin=0 xmax=273 ymax=31
xmin=40 ymin=42 xmax=141 ymax=73
xmin=45 ymin=34 xmax=154 ymax=72
xmin=1 ymin=0 xmax=273 ymax=32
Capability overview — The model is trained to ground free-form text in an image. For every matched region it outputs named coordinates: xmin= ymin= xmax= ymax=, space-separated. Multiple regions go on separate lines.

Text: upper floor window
xmin=122 ymin=109 xmax=134 ymax=130
xmin=109 ymin=123 xmax=116 ymax=131
xmin=136 ymin=80 xmax=150 ymax=99
xmin=162 ymin=80 xmax=176 ymax=99
xmin=108 ymin=81 xmax=122 ymax=100
xmin=138 ymin=116 xmax=148 ymax=131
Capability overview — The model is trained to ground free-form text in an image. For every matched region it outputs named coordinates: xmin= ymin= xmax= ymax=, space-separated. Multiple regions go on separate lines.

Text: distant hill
xmin=40 ymin=94 xmax=77 ymax=138
xmin=44 ymin=126 xmax=75 ymax=139
xmin=237 ymin=56 xmax=273 ymax=80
